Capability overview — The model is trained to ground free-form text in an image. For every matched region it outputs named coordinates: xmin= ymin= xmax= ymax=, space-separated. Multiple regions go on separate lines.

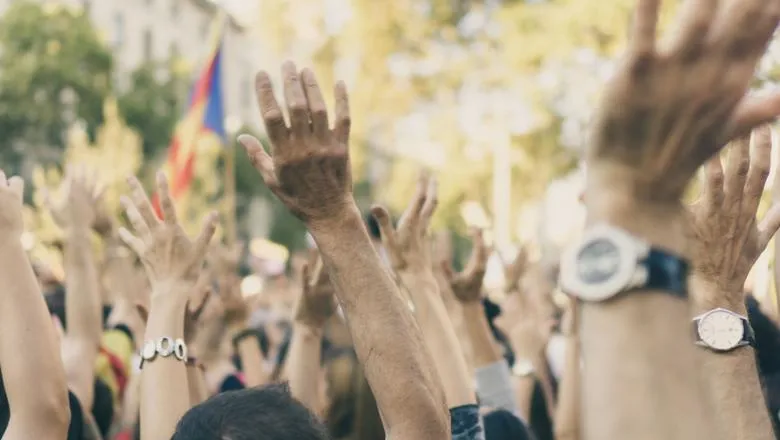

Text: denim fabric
xmin=451 ymin=404 xmax=485 ymax=440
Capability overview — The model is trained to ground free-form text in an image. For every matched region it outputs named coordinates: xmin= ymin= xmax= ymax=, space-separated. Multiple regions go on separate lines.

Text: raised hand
xmin=371 ymin=173 xmax=438 ymax=273
xmin=587 ymin=0 xmax=780 ymax=236
xmin=219 ymin=274 xmax=249 ymax=329
xmin=208 ymin=241 xmax=243 ymax=278
xmin=183 ymin=277 xmax=212 ymax=344
xmin=44 ymin=166 xmax=101 ymax=233
xmin=689 ymin=126 xmax=780 ymax=310
xmin=442 ymin=229 xmax=489 ymax=303
xmin=0 ymin=170 xmax=24 ymax=238
xmin=118 ymin=173 xmax=217 ymax=299
xmin=502 ymin=246 xmax=528 ymax=293
xmin=238 ymin=61 xmax=353 ymax=226
xmin=294 ymin=254 xmax=337 ymax=329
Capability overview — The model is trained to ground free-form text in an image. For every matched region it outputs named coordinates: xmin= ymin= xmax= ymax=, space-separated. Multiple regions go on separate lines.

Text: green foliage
xmin=0 ymin=2 xmax=112 ymax=173
xmin=117 ymin=62 xmax=188 ymax=160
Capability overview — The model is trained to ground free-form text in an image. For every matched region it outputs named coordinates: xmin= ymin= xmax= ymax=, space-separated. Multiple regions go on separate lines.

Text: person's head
xmin=172 ymin=383 xmax=329 ymax=440
xmin=483 ymin=408 xmax=536 ymax=440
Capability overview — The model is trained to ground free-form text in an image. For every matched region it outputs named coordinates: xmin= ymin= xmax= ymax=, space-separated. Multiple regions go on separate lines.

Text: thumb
xmin=238 ymin=134 xmax=276 ymax=185
xmin=370 ymin=205 xmax=397 ymax=250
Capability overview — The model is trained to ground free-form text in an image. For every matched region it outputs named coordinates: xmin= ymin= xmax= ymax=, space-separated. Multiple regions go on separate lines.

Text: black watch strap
xmin=639 ymin=248 xmax=688 ymax=298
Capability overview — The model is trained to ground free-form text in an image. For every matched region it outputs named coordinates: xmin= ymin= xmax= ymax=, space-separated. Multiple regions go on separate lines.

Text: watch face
xmin=699 ymin=309 xmax=744 ymax=351
xmin=576 ymin=238 xmax=622 ymax=284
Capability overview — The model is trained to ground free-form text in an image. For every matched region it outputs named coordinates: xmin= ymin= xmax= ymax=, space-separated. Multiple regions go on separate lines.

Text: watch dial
xmin=576 ymin=238 xmax=622 ymax=284
xmin=699 ymin=310 xmax=744 ymax=351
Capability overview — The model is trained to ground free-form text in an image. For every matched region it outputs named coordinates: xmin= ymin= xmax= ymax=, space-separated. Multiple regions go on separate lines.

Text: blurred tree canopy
xmin=0 ymin=2 xmax=112 ymax=174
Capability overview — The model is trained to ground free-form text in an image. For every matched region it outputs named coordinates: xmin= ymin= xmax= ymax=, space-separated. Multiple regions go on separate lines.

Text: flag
xmin=153 ymin=13 xmax=226 ymax=217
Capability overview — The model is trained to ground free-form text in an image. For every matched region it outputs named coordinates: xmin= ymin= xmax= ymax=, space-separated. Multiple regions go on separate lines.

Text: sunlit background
xmin=3 ymin=0 xmax=780 ymax=305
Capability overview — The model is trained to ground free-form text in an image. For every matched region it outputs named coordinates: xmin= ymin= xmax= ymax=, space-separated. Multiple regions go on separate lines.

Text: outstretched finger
xmin=255 ymin=71 xmax=288 ymax=145
xmin=238 ymin=134 xmax=277 ymax=186
xmin=724 ymin=135 xmax=750 ymax=205
xmin=629 ymin=0 xmax=660 ymax=62
xmin=703 ymin=155 xmax=725 ymax=207
xmin=664 ymin=0 xmax=718 ymax=56
xmin=127 ymin=176 xmax=159 ymax=226
xmin=301 ymin=262 xmax=311 ymax=290
xmin=281 ymin=61 xmax=310 ymax=138
xmin=120 ymin=195 xmax=151 ymax=239
xmin=730 ymin=92 xmax=780 ymax=141
xmin=744 ymin=126 xmax=772 ymax=205
xmin=758 ymin=203 xmax=780 ymax=249
xmin=118 ymin=227 xmax=144 ymax=255
xmin=397 ymin=173 xmax=429 ymax=230
xmin=311 ymin=255 xmax=326 ymax=285
xmin=371 ymin=205 xmax=400 ymax=264
xmin=419 ymin=176 xmax=439 ymax=231
xmin=333 ymin=81 xmax=351 ymax=146
xmin=156 ymin=172 xmax=178 ymax=226
xmin=193 ymin=211 xmax=219 ymax=262
xmin=301 ymin=68 xmax=329 ymax=140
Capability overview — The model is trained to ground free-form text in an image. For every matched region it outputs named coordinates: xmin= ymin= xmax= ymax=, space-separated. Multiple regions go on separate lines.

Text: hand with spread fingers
xmin=184 ymin=277 xmax=213 ymax=344
xmin=119 ymin=173 xmax=218 ymax=298
xmin=587 ymin=0 xmax=780 ymax=250
xmin=689 ymin=126 xmax=780 ymax=312
xmin=371 ymin=173 xmax=438 ymax=275
xmin=442 ymin=229 xmax=489 ymax=303
xmin=44 ymin=166 xmax=101 ymax=234
xmin=0 ymin=170 xmax=24 ymax=239
xmin=208 ymin=241 xmax=244 ymax=278
xmin=294 ymin=254 xmax=337 ymax=330
xmin=238 ymin=61 xmax=354 ymax=227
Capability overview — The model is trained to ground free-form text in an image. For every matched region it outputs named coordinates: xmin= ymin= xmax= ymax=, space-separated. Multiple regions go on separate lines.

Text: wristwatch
xmin=560 ymin=224 xmax=688 ymax=302
xmin=512 ymin=359 xmax=535 ymax=378
xmin=693 ymin=308 xmax=755 ymax=352
xmin=140 ymin=336 xmax=187 ymax=369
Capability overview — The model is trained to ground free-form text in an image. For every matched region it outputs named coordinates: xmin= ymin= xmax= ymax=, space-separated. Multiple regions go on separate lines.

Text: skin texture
xmin=46 ymin=167 xmax=104 ymax=411
xmin=688 ymin=128 xmax=780 ymax=440
xmin=239 ymin=62 xmax=449 ymax=439
xmin=581 ymin=0 xmax=780 ymax=439
xmin=374 ymin=174 xmax=476 ymax=410
xmin=288 ymin=254 xmax=337 ymax=414
xmin=119 ymin=173 xmax=217 ymax=440
xmin=0 ymin=172 xmax=70 ymax=440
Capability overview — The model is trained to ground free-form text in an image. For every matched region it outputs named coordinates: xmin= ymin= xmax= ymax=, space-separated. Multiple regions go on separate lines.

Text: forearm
xmin=64 ymin=229 xmax=103 ymax=343
xmin=512 ymin=376 xmax=535 ymax=420
xmin=554 ymin=335 xmax=581 ymax=440
xmin=309 ymin=208 xmax=449 ymax=438
xmin=402 ymin=271 xmax=475 ymax=409
xmin=0 ymin=238 xmax=70 ymax=434
xmin=236 ymin=334 xmax=268 ymax=387
xmin=691 ymin=277 xmax=774 ymax=440
xmin=461 ymin=304 xmax=517 ymax=413
xmin=141 ymin=295 xmax=190 ymax=440
xmin=287 ymin=323 xmax=325 ymax=414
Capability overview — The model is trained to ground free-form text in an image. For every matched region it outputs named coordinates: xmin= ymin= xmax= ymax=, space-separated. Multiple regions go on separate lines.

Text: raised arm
xmin=45 ymin=168 xmax=104 ymax=410
xmin=0 ymin=172 xmax=70 ymax=439
xmin=238 ymin=62 xmax=449 ymax=439
xmin=688 ymin=128 xmax=779 ymax=440
xmin=119 ymin=174 xmax=217 ymax=440
xmin=571 ymin=0 xmax=780 ymax=438
xmin=287 ymin=254 xmax=336 ymax=414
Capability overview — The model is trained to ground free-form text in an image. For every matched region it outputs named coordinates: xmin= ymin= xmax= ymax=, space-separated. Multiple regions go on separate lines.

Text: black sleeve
xmin=67 ymin=391 xmax=85 ymax=440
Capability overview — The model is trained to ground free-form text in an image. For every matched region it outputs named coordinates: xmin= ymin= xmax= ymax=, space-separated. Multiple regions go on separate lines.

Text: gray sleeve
xmin=475 ymin=360 xmax=518 ymax=414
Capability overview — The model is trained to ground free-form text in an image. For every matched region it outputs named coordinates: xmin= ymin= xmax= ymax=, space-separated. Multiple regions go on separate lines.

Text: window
xmin=113 ymin=13 xmax=124 ymax=48
xmin=171 ymin=0 xmax=180 ymax=19
xmin=143 ymin=29 xmax=153 ymax=61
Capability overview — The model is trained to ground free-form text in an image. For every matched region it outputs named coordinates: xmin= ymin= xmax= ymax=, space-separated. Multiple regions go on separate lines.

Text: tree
xmin=0 ymin=2 xmax=112 ymax=174
xmin=117 ymin=62 xmax=188 ymax=160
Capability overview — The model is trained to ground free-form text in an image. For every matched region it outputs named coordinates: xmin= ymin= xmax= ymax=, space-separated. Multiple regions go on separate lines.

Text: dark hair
xmin=172 ymin=383 xmax=330 ymax=440
xmin=746 ymin=295 xmax=780 ymax=375
xmin=483 ymin=408 xmax=536 ymax=440
xmin=482 ymin=298 xmax=515 ymax=367
xmin=92 ymin=378 xmax=114 ymax=437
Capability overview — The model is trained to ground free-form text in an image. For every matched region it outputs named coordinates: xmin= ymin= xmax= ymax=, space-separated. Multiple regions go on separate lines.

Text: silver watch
xmin=694 ymin=308 xmax=755 ymax=352
xmin=140 ymin=336 xmax=188 ymax=369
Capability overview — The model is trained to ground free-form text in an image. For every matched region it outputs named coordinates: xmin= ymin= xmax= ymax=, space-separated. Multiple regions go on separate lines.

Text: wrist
xmin=689 ymin=275 xmax=747 ymax=315
xmin=586 ymin=169 xmax=688 ymax=257
xmin=307 ymin=202 xmax=362 ymax=239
